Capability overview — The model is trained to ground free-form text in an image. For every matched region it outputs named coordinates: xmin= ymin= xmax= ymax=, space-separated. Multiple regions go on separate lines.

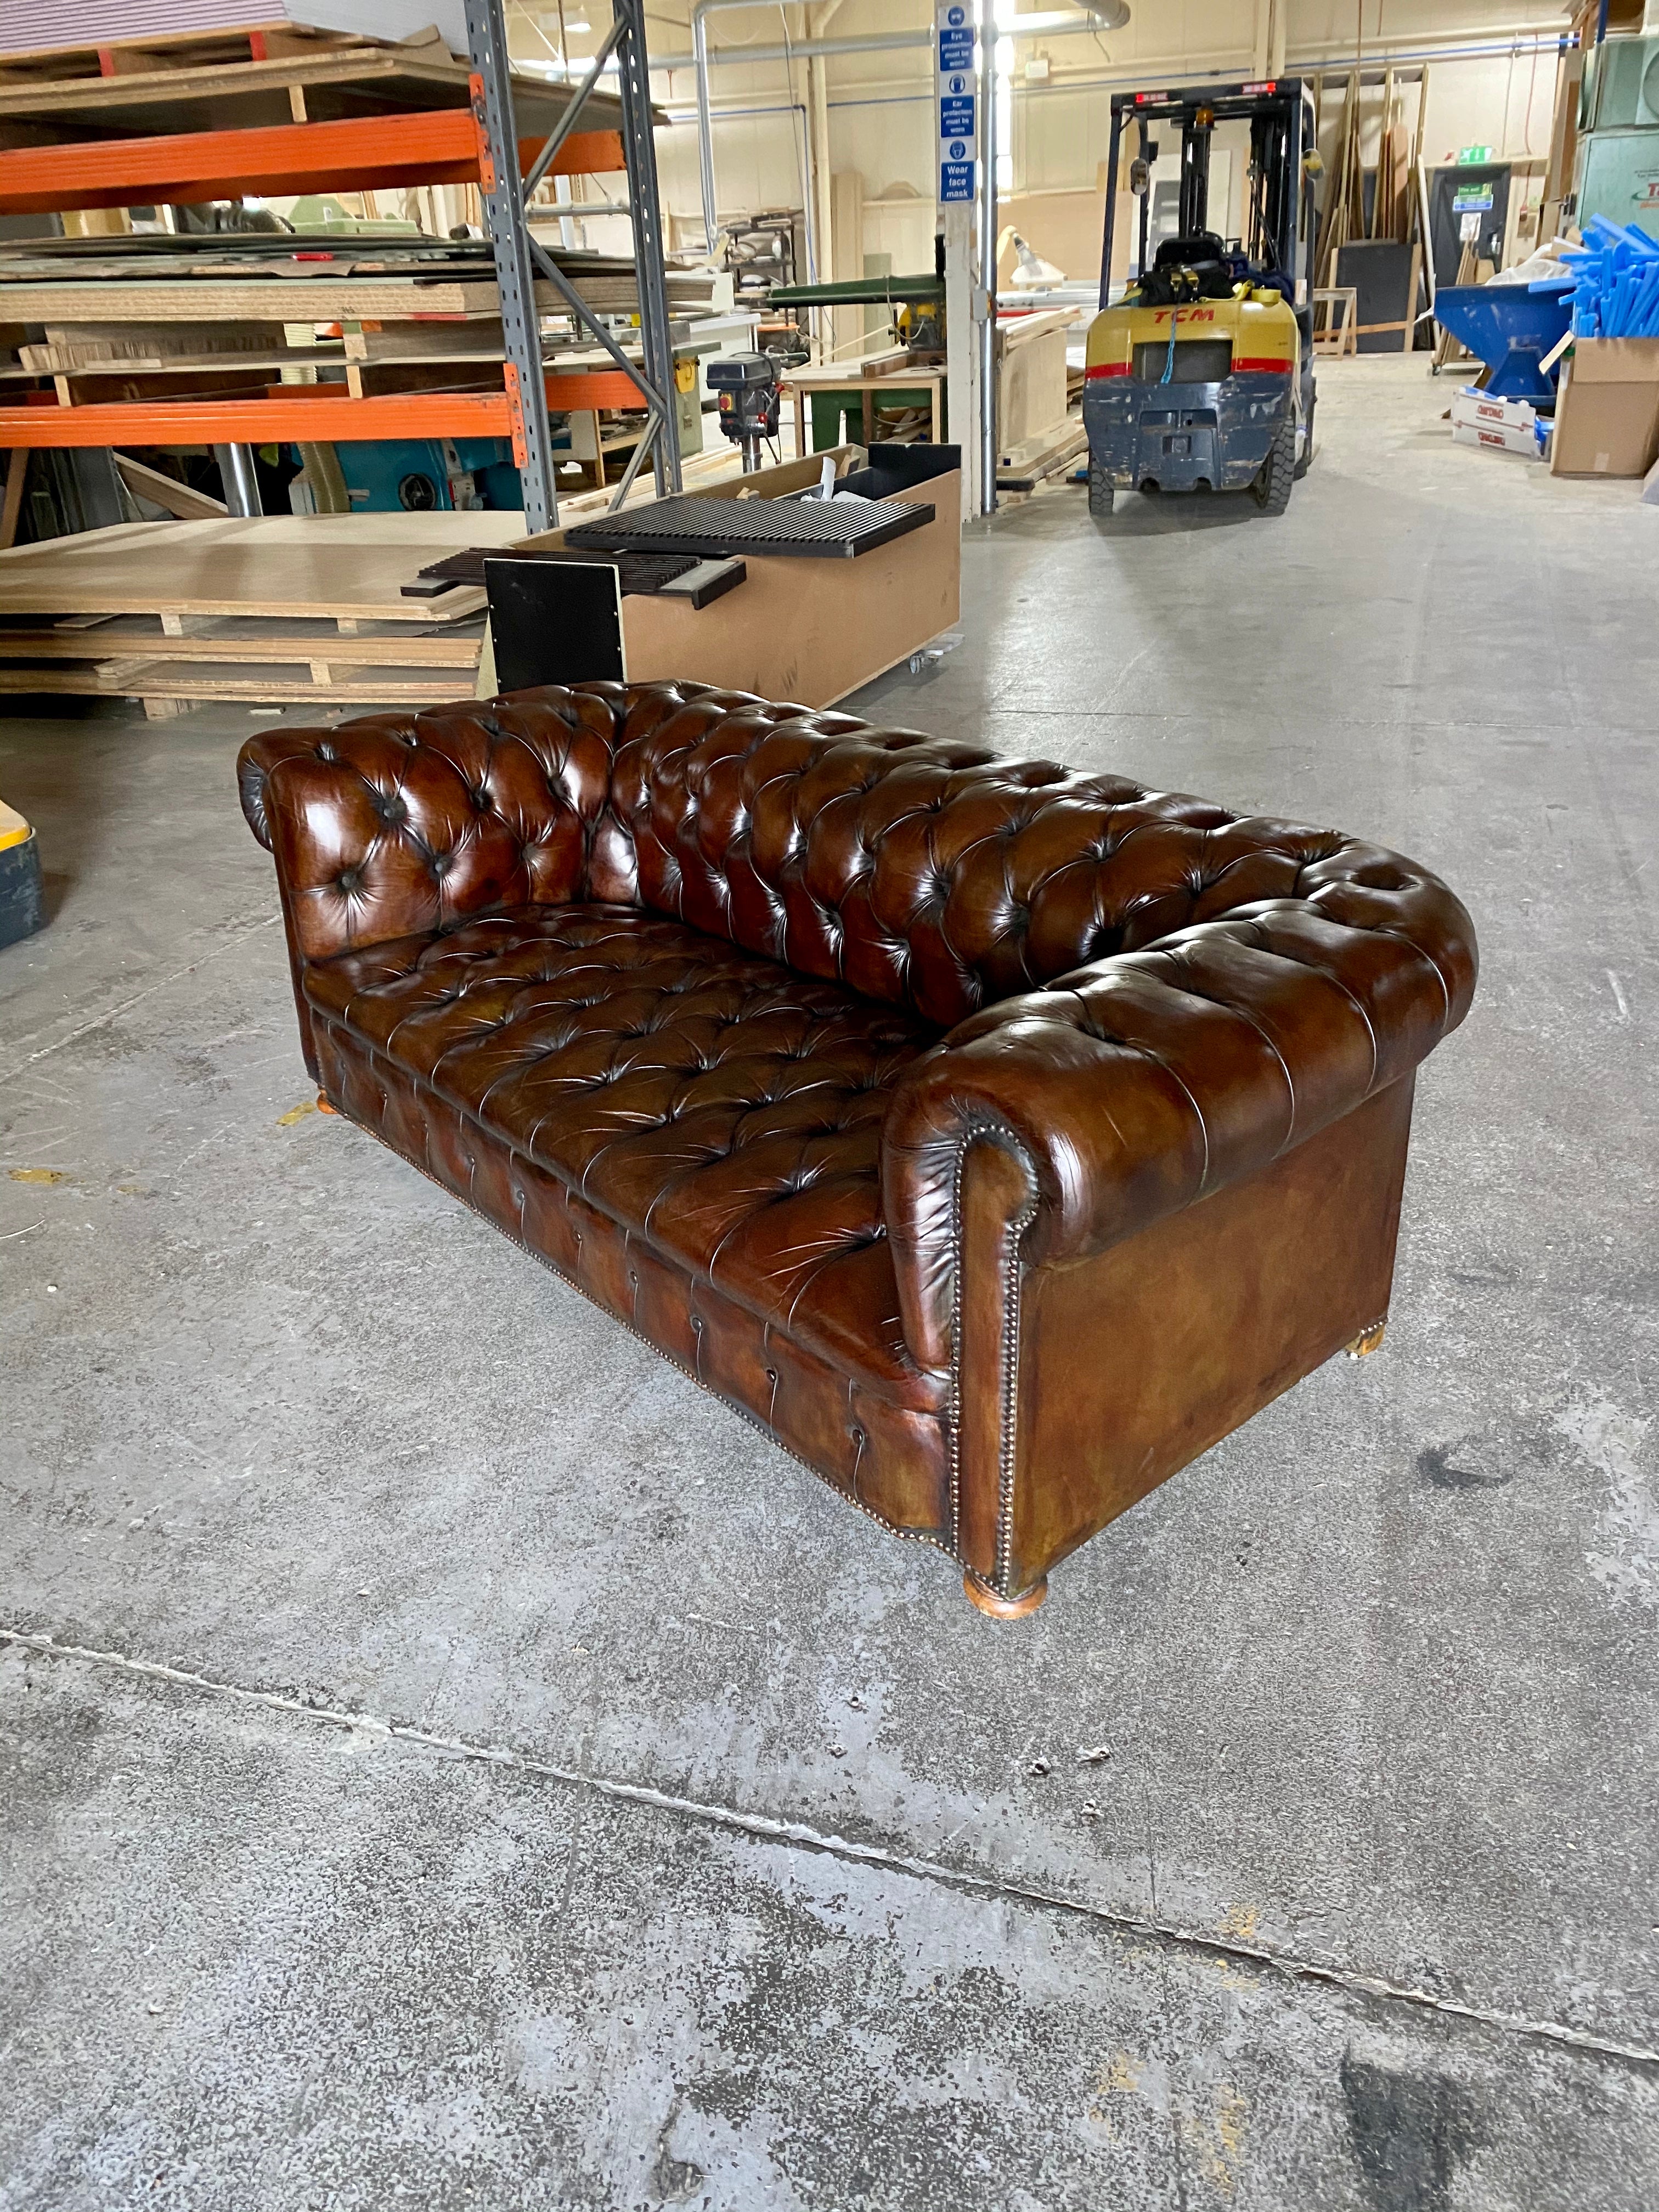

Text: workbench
xmin=778 ymin=358 xmax=945 ymax=455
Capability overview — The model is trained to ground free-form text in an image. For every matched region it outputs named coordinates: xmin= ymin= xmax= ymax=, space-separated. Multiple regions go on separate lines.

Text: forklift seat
xmin=1153 ymin=232 xmax=1229 ymax=269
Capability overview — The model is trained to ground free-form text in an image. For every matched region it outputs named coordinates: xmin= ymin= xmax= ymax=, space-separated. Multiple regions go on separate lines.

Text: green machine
xmin=1575 ymin=33 xmax=1659 ymax=240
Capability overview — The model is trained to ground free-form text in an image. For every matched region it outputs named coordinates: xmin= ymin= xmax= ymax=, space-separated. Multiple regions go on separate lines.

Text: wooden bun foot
xmin=315 ymin=1092 xmax=340 ymax=1116
xmin=1345 ymin=1322 xmax=1386 ymax=1358
xmin=964 ymin=1572 xmax=1048 ymax=1620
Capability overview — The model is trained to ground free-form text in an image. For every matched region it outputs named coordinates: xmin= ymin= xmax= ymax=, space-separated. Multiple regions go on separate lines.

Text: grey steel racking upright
xmin=465 ymin=0 xmax=682 ymax=533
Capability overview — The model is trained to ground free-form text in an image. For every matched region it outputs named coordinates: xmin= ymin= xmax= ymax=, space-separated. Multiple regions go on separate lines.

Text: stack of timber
xmin=1307 ymin=65 xmax=1432 ymax=357
xmin=1313 ymin=65 xmax=1429 ymax=318
xmin=0 ymin=514 xmax=518 ymax=709
xmin=0 ymin=233 xmax=717 ymax=405
xmin=0 ymin=20 xmax=622 ymax=143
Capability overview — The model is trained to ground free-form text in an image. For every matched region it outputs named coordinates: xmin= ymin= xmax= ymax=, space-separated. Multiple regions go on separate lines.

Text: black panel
xmin=1426 ymin=164 xmax=1512 ymax=294
xmin=486 ymin=557 xmax=625 ymax=691
xmin=837 ymin=443 xmax=961 ymax=500
xmin=1334 ymin=238 xmax=1421 ymax=355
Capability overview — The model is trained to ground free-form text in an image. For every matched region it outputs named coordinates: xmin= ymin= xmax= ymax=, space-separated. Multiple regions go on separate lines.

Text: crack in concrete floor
xmin=10 ymin=1628 xmax=1656 ymax=2082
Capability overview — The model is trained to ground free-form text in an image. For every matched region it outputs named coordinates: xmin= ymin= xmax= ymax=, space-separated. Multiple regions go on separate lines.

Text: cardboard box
xmin=1550 ymin=337 xmax=1659 ymax=477
xmin=1452 ymin=419 xmax=1543 ymax=459
xmin=1450 ymin=386 xmax=1546 ymax=457
xmin=1451 ymin=387 xmax=1539 ymax=434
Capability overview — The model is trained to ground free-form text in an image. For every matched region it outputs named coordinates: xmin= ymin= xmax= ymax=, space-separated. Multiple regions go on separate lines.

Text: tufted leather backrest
xmin=238 ymin=683 xmax=688 ymax=962
xmin=602 ymin=686 xmax=1466 ymax=1029
xmin=240 ymin=681 xmax=1471 ymax=1032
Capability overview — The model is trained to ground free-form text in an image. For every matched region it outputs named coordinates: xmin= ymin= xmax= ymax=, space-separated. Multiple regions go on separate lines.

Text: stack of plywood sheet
xmin=0 ymin=19 xmax=619 ymax=142
xmin=0 ymin=235 xmax=718 ymax=414
xmin=0 ymin=512 xmax=520 ymax=712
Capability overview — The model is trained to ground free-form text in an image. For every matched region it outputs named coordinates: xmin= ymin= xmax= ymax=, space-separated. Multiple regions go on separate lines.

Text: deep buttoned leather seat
xmin=241 ymin=681 xmax=1476 ymax=1615
xmin=303 ymin=904 xmax=943 ymax=1413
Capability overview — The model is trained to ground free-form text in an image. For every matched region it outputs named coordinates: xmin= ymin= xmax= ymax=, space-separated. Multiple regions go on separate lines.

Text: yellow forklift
xmin=1084 ymin=79 xmax=1320 ymax=518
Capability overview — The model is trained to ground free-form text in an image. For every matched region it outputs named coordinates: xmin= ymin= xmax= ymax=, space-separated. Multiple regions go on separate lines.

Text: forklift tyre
xmin=1252 ymin=415 xmax=1296 ymax=516
xmin=1087 ymin=452 xmax=1115 ymax=518
xmin=1294 ymin=391 xmax=1316 ymax=479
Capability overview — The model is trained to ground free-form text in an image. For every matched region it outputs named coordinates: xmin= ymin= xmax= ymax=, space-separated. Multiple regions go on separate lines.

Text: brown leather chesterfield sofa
xmin=239 ymin=682 xmax=1475 ymax=1617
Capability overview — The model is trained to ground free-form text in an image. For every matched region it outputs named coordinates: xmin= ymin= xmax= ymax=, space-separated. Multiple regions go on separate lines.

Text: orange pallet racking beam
xmin=0 ymin=374 xmax=646 ymax=447
xmin=0 ymin=112 xmax=623 ymax=217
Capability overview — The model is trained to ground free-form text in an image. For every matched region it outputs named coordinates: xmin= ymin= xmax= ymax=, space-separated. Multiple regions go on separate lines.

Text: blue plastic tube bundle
xmin=1557 ymin=217 xmax=1659 ymax=339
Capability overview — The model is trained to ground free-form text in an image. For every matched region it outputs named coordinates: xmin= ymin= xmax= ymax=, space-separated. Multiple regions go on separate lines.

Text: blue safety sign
xmin=940 ymin=95 xmax=975 ymax=140
xmin=939 ymin=27 xmax=974 ymax=71
xmin=940 ymin=160 xmax=975 ymax=203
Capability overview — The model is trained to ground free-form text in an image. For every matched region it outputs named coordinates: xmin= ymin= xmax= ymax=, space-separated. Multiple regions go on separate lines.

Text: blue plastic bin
xmin=1430 ymin=280 xmax=1574 ymax=405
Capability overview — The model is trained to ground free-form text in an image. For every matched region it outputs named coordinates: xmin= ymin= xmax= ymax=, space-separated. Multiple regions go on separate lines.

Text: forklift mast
xmin=1099 ymin=79 xmax=1316 ymax=311
xmin=1178 ymin=109 xmax=1214 ymax=237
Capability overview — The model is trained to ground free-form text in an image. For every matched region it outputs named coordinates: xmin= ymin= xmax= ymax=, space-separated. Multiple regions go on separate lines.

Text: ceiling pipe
xmin=684 ymin=1 xmax=1126 ymax=248
xmin=685 ymin=30 xmax=931 ymax=71
xmin=659 ymin=10 xmax=1128 ymax=76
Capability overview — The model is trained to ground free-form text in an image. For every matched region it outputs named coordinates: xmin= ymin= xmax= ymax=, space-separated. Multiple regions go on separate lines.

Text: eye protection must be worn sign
xmin=938 ymin=2 xmax=977 ymax=203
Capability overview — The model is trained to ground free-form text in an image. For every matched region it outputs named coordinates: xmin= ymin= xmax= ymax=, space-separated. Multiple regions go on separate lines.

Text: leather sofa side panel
xmin=883 ymin=895 xmax=1475 ymax=1372
xmin=1000 ymin=1074 xmax=1416 ymax=1594
xmin=307 ymin=1013 xmax=952 ymax=1553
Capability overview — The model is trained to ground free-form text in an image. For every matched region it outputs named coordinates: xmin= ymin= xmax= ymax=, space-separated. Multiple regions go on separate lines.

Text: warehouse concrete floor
xmin=2 ymin=355 xmax=1656 ymax=2211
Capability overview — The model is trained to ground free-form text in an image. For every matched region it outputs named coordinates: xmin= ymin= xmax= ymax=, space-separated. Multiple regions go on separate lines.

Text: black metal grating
xmin=405 ymin=547 xmax=701 ymax=598
xmin=564 ymin=495 xmax=932 ymax=559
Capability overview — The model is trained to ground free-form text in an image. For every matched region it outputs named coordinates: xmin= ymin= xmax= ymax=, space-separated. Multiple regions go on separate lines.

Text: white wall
xmin=508 ymin=0 xmax=1571 ymax=283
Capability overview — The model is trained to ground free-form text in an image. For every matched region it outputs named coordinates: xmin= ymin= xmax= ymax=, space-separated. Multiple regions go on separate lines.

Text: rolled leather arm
xmin=882 ymin=857 xmax=1477 ymax=1374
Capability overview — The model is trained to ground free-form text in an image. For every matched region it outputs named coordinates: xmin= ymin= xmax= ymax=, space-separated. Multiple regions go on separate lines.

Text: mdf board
xmin=0 ymin=514 xmax=522 ymax=620
xmin=618 ymin=472 xmax=961 ymax=709
xmin=997 ymin=321 xmax=1071 ymax=456
xmin=0 ymin=616 xmax=481 ymax=666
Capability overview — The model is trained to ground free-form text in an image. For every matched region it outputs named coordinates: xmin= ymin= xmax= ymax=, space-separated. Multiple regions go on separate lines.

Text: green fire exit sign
xmin=1457 ymin=144 xmax=1494 ymax=165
